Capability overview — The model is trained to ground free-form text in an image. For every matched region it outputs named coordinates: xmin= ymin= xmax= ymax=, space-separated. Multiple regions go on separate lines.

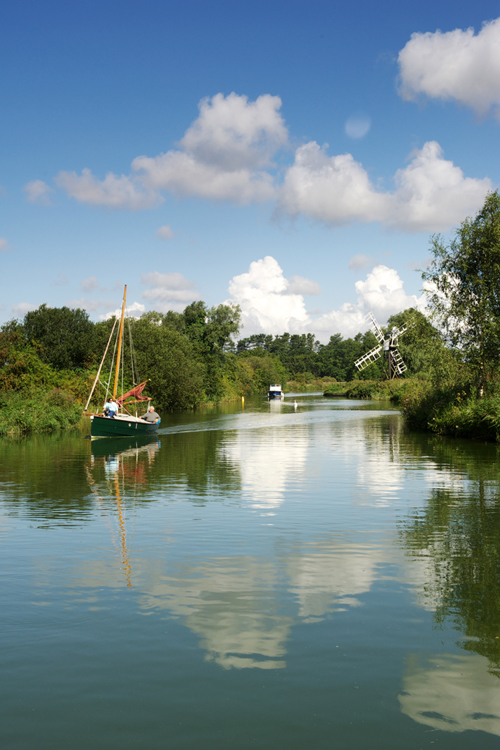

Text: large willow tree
xmin=423 ymin=191 xmax=500 ymax=394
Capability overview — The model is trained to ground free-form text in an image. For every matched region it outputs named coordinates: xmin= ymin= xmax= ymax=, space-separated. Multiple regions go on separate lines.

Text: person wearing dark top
xmin=141 ymin=406 xmax=160 ymax=423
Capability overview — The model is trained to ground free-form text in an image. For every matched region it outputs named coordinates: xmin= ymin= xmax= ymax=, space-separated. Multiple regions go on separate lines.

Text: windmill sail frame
xmin=354 ymin=313 xmax=409 ymax=379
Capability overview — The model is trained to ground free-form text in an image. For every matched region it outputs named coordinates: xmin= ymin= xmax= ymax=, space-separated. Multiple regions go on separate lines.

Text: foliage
xmin=341 ymin=378 xmax=418 ymax=403
xmin=237 ymin=350 xmax=289 ymax=393
xmin=423 ymin=191 xmax=500 ymax=393
xmin=22 ymin=304 xmax=95 ymax=370
xmin=132 ymin=322 xmax=205 ymax=410
xmin=0 ymin=387 xmax=82 ymax=437
xmin=401 ymin=378 xmax=500 ymax=440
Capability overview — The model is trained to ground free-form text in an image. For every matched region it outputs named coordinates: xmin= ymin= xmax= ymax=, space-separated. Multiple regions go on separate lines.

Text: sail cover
xmin=117 ymin=380 xmax=150 ymax=405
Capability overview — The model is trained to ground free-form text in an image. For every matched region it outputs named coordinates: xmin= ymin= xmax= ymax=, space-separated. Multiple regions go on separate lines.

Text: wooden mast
xmin=112 ymin=285 xmax=127 ymax=399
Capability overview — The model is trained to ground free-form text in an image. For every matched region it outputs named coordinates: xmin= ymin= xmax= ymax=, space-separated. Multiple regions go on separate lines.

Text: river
xmin=1 ymin=394 xmax=500 ymax=749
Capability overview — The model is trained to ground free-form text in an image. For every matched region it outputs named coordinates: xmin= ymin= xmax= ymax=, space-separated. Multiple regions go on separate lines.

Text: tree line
xmin=0 ymin=295 xmax=439 ymax=415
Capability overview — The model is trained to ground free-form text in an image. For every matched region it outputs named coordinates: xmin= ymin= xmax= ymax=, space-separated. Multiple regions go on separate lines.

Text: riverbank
xmin=323 ymin=378 xmax=500 ymax=442
xmin=0 ymin=388 xmax=82 ymax=438
xmin=402 ymin=381 xmax=500 ymax=441
xmin=324 ymin=379 xmax=416 ymax=404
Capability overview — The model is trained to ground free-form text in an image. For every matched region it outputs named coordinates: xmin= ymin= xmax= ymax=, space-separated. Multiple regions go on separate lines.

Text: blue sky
xmin=2 ymin=0 xmax=500 ymax=340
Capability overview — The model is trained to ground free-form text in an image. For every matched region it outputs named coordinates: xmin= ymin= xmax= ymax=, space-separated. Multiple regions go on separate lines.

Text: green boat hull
xmin=90 ymin=414 xmax=159 ymax=438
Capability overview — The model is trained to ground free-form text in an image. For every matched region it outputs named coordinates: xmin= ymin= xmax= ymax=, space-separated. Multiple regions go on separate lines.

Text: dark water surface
xmin=2 ymin=394 xmax=500 ymax=749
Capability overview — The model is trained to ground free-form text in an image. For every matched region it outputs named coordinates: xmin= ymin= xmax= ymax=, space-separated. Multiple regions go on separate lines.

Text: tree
xmin=182 ymin=301 xmax=241 ymax=400
xmin=23 ymin=304 xmax=95 ymax=370
xmin=423 ymin=191 xmax=500 ymax=394
xmin=132 ymin=321 xmax=205 ymax=410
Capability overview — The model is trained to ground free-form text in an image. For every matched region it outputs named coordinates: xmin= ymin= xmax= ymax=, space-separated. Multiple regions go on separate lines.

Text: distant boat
xmin=268 ymin=384 xmax=284 ymax=401
xmin=85 ymin=286 xmax=160 ymax=438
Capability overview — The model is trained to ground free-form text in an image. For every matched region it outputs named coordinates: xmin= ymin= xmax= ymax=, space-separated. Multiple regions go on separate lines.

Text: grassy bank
xmin=324 ymin=379 xmax=417 ymax=404
xmin=286 ymin=377 xmax=338 ymax=393
xmin=0 ymin=388 xmax=82 ymax=437
xmin=401 ymin=381 xmax=500 ymax=441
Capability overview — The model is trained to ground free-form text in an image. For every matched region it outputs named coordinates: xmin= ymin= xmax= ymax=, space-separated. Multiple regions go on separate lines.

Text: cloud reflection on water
xmin=399 ymin=653 xmax=500 ymax=735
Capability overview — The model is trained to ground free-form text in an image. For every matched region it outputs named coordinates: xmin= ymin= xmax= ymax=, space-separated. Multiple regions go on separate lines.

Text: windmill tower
xmin=354 ymin=312 xmax=409 ymax=379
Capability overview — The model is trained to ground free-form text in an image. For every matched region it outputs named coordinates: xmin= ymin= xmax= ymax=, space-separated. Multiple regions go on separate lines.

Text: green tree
xmin=182 ymin=301 xmax=241 ymax=400
xmin=23 ymin=304 xmax=95 ymax=370
xmin=423 ymin=191 xmax=500 ymax=394
xmin=132 ymin=320 xmax=205 ymax=410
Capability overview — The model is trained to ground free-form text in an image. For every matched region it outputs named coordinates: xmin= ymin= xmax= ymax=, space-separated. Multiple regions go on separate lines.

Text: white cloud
xmin=12 ymin=302 xmax=37 ymax=317
xmin=157 ymin=225 xmax=174 ymax=240
xmin=102 ymin=301 xmax=146 ymax=320
xmin=313 ymin=265 xmax=428 ymax=339
xmin=227 ymin=256 xmax=312 ymax=335
xmin=278 ymin=141 xmax=387 ymax=225
xmin=278 ymin=140 xmax=491 ymax=232
xmin=178 ymin=92 xmax=288 ymax=171
xmin=80 ymin=276 xmax=99 ymax=292
xmin=132 ymin=149 xmax=276 ymax=204
xmin=56 ymin=93 xmax=286 ymax=209
xmin=345 ymin=114 xmax=371 ymax=139
xmin=24 ymin=179 xmax=54 ymax=205
xmin=286 ymin=275 xmax=321 ymax=296
xmin=55 ymin=168 xmax=160 ymax=210
xmin=390 ymin=141 xmax=492 ymax=232
xmin=227 ymin=256 xmax=428 ymax=341
xmin=398 ymin=17 xmax=500 ymax=118
xmin=141 ymin=270 xmax=201 ymax=312
xmin=50 ymin=90 xmax=491 ymax=231
xmin=0 ymin=238 xmax=9 ymax=252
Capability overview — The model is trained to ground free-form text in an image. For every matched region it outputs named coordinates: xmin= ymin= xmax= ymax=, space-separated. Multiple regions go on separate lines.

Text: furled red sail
xmin=117 ymin=380 xmax=150 ymax=405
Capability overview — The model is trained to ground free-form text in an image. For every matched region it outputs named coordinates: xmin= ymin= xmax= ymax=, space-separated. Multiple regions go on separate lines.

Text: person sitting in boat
xmin=103 ymin=397 xmax=119 ymax=418
xmin=141 ymin=405 xmax=160 ymax=423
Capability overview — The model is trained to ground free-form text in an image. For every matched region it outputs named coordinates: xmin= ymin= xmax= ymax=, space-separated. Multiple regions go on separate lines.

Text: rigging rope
xmin=105 ymin=323 xmax=119 ymax=401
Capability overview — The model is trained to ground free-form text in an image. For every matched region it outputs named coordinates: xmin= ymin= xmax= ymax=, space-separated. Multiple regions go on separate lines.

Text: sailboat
xmin=85 ymin=285 xmax=160 ymax=438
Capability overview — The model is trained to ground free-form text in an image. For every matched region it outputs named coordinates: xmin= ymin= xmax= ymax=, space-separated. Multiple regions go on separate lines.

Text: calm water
xmin=2 ymin=394 xmax=500 ymax=749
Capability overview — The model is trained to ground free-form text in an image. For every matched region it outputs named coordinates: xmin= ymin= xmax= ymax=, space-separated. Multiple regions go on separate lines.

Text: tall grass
xmin=0 ymin=388 xmax=82 ymax=437
xmin=401 ymin=380 xmax=500 ymax=441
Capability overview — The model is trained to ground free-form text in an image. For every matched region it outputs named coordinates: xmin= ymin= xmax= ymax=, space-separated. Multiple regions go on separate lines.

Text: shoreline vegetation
xmin=3 ymin=193 xmax=500 ymax=441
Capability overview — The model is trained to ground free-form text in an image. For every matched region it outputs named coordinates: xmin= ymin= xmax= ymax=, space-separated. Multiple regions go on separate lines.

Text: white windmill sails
xmin=354 ymin=312 xmax=409 ymax=379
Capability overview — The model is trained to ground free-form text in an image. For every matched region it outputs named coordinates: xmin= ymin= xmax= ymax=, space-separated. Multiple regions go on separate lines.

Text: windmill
xmin=354 ymin=312 xmax=409 ymax=379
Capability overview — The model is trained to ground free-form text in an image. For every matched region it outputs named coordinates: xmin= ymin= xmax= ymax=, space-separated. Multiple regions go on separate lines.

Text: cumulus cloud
xmin=286 ymin=275 xmax=321 ymax=295
xmin=50 ymin=89 xmax=491 ymax=232
xmin=313 ymin=265 xmax=428 ymax=339
xmin=141 ymin=270 xmax=201 ymax=312
xmin=178 ymin=92 xmax=288 ymax=170
xmin=278 ymin=141 xmax=387 ymax=225
xmin=24 ymin=180 xmax=54 ymax=205
xmin=227 ymin=256 xmax=428 ymax=341
xmin=157 ymin=225 xmax=174 ymax=240
xmin=56 ymin=93 xmax=286 ymax=209
xmin=227 ymin=256 xmax=312 ymax=335
xmin=390 ymin=141 xmax=492 ymax=232
xmin=12 ymin=302 xmax=37 ymax=317
xmin=0 ymin=238 xmax=9 ymax=252
xmin=278 ymin=140 xmax=491 ymax=232
xmin=55 ymin=168 xmax=159 ymax=210
xmin=398 ymin=17 xmax=500 ymax=118
xmin=80 ymin=276 xmax=99 ymax=292
xmin=102 ymin=301 xmax=146 ymax=320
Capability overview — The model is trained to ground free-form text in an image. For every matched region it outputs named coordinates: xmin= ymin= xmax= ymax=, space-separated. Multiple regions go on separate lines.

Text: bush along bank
xmin=324 ymin=379 xmax=418 ymax=404
xmin=401 ymin=381 xmax=500 ymax=441
xmin=0 ymin=388 xmax=82 ymax=438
